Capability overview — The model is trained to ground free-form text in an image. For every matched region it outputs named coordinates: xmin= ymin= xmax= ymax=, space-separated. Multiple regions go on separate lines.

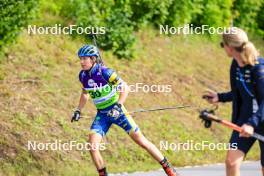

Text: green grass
xmin=0 ymin=26 xmax=263 ymax=175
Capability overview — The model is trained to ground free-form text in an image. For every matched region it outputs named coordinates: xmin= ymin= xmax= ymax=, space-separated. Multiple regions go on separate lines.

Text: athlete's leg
xmin=258 ymin=139 xmax=264 ymax=176
xmin=225 ymin=149 xmax=244 ymax=176
xmin=113 ymin=105 xmax=163 ymax=161
xmin=114 ymin=105 xmax=178 ymax=175
xmin=89 ymin=133 xmax=105 ymax=170
xmin=128 ymin=123 xmax=178 ymax=176
xmin=89 ymin=113 xmax=112 ymax=175
xmin=129 ymin=130 xmax=164 ymax=161
xmin=226 ymin=131 xmax=256 ymax=176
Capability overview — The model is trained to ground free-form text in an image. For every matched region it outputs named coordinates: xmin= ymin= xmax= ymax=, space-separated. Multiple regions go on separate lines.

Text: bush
xmin=1 ymin=0 xmax=263 ymax=59
xmin=0 ymin=0 xmax=39 ymax=50
xmin=192 ymin=0 xmax=233 ymax=28
xmin=130 ymin=0 xmax=172 ymax=27
xmin=60 ymin=0 xmax=135 ymax=58
xmin=102 ymin=4 xmax=135 ymax=59
xmin=233 ymin=0 xmax=263 ymax=31
xmin=58 ymin=0 xmax=235 ymax=58
xmin=165 ymin=0 xmax=203 ymax=26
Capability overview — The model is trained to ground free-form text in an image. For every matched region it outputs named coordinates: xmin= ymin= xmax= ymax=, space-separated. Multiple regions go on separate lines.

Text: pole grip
xmin=206 ymin=113 xmax=264 ymax=143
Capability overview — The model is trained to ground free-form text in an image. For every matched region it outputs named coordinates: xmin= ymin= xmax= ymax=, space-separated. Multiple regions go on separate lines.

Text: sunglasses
xmin=220 ymin=42 xmax=225 ymax=48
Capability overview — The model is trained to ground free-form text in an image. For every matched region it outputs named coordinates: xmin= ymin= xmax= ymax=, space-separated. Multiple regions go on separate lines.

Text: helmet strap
xmin=88 ymin=62 xmax=96 ymax=77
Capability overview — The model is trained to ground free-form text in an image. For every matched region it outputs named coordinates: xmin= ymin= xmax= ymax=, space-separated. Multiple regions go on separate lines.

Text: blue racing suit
xmin=79 ymin=64 xmax=139 ymax=136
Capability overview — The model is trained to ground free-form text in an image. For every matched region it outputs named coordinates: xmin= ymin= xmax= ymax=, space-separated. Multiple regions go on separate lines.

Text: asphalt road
xmin=110 ymin=161 xmax=262 ymax=176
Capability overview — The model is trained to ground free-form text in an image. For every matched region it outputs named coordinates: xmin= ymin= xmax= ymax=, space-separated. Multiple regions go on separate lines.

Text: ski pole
xmin=130 ymin=105 xmax=192 ymax=114
xmin=91 ymin=34 xmax=103 ymax=65
xmin=79 ymin=105 xmax=192 ymax=119
xmin=199 ymin=109 xmax=264 ymax=142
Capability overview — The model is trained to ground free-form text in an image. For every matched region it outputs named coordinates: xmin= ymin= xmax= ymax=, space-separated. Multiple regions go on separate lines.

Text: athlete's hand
xmin=240 ymin=124 xmax=254 ymax=137
xmin=202 ymin=89 xmax=219 ymax=104
xmin=71 ymin=109 xmax=81 ymax=122
xmin=107 ymin=103 xmax=122 ymax=119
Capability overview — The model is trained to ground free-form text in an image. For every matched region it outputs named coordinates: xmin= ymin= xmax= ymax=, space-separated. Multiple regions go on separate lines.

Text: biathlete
xmin=71 ymin=45 xmax=179 ymax=176
xmin=204 ymin=27 xmax=264 ymax=176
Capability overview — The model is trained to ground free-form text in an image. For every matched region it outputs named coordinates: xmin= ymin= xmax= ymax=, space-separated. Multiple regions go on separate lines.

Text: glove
xmin=107 ymin=103 xmax=122 ymax=119
xmin=71 ymin=109 xmax=81 ymax=122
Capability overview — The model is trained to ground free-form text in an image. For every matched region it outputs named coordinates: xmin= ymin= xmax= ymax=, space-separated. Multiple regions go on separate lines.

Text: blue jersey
xmin=79 ymin=64 xmax=123 ymax=109
xmin=218 ymin=57 xmax=264 ymax=129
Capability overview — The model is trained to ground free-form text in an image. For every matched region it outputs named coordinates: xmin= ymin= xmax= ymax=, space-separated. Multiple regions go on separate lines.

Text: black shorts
xmin=229 ymin=130 xmax=264 ymax=166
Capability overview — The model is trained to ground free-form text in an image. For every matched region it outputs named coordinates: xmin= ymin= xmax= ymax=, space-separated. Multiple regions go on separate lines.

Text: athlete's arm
xmin=203 ymin=89 xmax=233 ymax=104
xmin=71 ymin=90 xmax=88 ymax=122
xmin=247 ymin=65 xmax=264 ymax=128
xmin=77 ymin=71 xmax=89 ymax=111
xmin=77 ymin=90 xmax=89 ymax=111
xmin=217 ymin=91 xmax=233 ymax=102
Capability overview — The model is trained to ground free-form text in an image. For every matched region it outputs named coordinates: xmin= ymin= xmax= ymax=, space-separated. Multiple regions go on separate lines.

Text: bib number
xmin=89 ymin=91 xmax=101 ymax=99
